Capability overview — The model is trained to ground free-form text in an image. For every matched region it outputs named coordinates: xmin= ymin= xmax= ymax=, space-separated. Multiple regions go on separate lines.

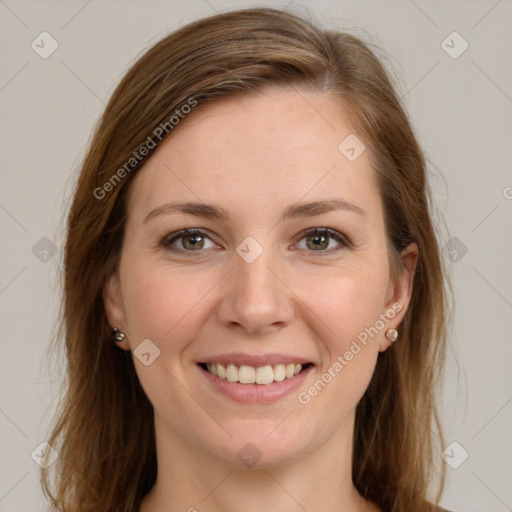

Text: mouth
xmin=196 ymin=359 xmax=315 ymax=403
xmin=197 ymin=362 xmax=314 ymax=385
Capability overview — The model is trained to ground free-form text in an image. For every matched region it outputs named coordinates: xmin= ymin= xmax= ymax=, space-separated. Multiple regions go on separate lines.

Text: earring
xmin=385 ymin=328 xmax=398 ymax=342
xmin=111 ymin=327 xmax=126 ymax=342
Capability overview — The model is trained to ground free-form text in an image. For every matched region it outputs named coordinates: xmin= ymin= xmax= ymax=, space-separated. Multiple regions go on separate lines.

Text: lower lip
xmin=198 ymin=364 xmax=315 ymax=403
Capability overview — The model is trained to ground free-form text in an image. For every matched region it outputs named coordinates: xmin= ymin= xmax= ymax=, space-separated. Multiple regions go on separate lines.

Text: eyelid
xmin=161 ymin=228 xmax=220 ymax=251
xmin=293 ymin=227 xmax=351 ymax=248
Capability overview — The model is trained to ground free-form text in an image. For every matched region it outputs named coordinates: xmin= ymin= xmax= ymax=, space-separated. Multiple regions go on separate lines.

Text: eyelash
xmin=160 ymin=227 xmax=352 ymax=257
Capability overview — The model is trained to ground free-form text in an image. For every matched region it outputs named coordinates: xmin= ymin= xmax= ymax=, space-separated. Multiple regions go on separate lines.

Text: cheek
xmin=298 ymin=262 xmax=389 ymax=349
xmin=119 ymin=260 xmax=216 ymax=414
xmin=120 ymin=258 xmax=217 ymax=347
xmin=292 ymin=261 xmax=389 ymax=408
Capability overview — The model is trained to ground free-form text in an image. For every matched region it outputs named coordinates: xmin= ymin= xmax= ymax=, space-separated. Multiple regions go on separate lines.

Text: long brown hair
xmin=42 ymin=7 xmax=449 ymax=511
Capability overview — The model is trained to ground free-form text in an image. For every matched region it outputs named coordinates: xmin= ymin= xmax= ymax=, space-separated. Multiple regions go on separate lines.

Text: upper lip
xmin=198 ymin=353 xmax=314 ymax=367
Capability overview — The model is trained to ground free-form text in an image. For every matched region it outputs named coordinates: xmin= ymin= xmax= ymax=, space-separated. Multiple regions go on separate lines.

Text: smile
xmin=197 ymin=359 xmax=315 ymax=403
xmin=200 ymin=362 xmax=311 ymax=384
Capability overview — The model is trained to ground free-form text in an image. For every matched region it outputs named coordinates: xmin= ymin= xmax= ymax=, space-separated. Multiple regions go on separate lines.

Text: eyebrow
xmin=143 ymin=198 xmax=366 ymax=225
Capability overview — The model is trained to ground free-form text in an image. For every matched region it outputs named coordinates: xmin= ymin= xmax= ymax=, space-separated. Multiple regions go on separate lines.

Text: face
xmin=104 ymin=88 xmax=417 ymax=469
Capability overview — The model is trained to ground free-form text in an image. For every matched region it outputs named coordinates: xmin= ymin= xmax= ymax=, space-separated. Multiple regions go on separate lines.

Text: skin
xmin=104 ymin=88 xmax=418 ymax=512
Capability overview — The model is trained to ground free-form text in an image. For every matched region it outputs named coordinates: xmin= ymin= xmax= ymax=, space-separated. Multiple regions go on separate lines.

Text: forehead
xmin=125 ymin=89 xmax=379 ymax=222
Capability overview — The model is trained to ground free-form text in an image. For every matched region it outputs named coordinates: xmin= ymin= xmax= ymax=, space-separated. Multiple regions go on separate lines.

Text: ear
xmin=103 ymin=271 xmax=130 ymax=351
xmin=378 ymin=242 xmax=419 ymax=352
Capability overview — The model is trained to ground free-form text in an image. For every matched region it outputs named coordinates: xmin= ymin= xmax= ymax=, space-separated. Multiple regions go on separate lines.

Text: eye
xmin=161 ymin=227 xmax=351 ymax=256
xmin=294 ymin=227 xmax=351 ymax=254
xmin=161 ymin=228 xmax=218 ymax=252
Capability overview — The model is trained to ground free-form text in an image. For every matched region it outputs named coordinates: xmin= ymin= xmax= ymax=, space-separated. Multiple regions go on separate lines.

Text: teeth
xmin=226 ymin=363 xmax=238 ymax=382
xmin=273 ymin=364 xmax=286 ymax=381
xmin=239 ymin=365 xmax=256 ymax=384
xmin=256 ymin=365 xmax=274 ymax=385
xmin=205 ymin=362 xmax=306 ymax=384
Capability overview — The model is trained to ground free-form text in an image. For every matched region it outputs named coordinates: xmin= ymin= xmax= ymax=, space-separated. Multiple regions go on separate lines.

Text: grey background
xmin=1 ymin=0 xmax=511 ymax=511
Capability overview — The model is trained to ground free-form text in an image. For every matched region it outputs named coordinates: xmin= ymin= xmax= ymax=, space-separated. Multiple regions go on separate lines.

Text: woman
xmin=42 ymin=7 xmax=451 ymax=512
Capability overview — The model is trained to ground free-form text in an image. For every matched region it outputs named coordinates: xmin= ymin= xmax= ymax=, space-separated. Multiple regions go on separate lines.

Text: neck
xmin=140 ymin=411 xmax=380 ymax=512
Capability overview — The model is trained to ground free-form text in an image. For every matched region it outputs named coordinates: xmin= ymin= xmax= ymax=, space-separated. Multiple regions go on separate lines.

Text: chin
xmin=198 ymin=418 xmax=316 ymax=470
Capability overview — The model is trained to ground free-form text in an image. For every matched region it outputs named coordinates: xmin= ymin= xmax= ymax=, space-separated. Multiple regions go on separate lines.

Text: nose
xmin=216 ymin=246 xmax=294 ymax=336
